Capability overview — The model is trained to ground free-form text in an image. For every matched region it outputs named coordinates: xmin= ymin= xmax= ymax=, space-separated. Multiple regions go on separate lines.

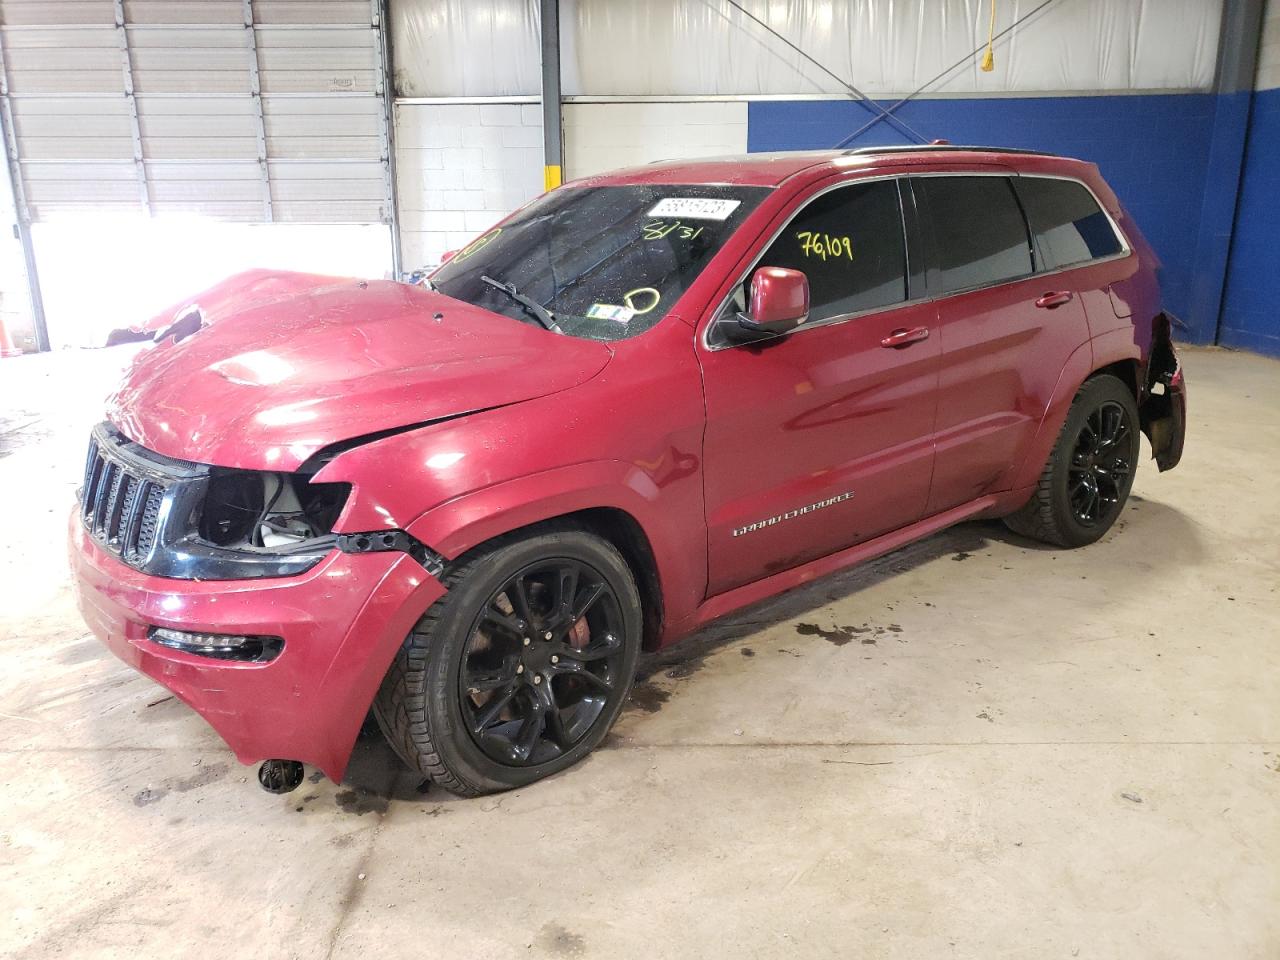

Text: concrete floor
xmin=1 ymin=345 xmax=1276 ymax=959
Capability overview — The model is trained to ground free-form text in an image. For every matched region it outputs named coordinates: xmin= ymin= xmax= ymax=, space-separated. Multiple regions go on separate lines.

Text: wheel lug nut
xmin=516 ymin=664 xmax=524 ymax=674
xmin=533 ymin=675 xmax=542 ymax=684
xmin=550 ymin=655 xmax=559 ymax=664
xmin=544 ymin=631 xmax=552 ymax=640
xmin=523 ymin=637 xmax=531 ymax=646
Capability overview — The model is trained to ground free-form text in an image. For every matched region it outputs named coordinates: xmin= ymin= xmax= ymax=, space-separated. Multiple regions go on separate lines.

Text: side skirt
xmin=663 ymin=494 xmax=1005 ymax=645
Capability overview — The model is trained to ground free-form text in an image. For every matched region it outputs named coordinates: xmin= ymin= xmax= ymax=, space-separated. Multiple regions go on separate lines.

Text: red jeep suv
xmin=70 ymin=146 xmax=1186 ymax=796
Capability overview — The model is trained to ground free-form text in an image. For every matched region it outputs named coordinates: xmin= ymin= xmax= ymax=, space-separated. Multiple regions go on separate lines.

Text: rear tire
xmin=1004 ymin=374 xmax=1140 ymax=548
xmin=373 ymin=526 xmax=642 ymax=796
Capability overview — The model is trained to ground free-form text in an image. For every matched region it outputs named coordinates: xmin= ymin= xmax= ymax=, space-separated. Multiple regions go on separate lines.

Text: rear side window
xmin=754 ymin=179 xmax=907 ymax=322
xmin=918 ymin=176 xmax=1033 ymax=293
xmin=1015 ymin=176 xmax=1124 ymax=270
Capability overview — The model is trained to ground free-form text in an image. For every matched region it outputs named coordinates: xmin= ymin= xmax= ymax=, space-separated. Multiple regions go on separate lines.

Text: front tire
xmin=1004 ymin=373 xmax=1140 ymax=548
xmin=373 ymin=527 xmax=642 ymax=796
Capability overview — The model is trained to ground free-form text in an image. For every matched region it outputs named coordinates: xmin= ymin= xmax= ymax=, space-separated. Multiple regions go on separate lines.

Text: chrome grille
xmin=79 ymin=425 xmax=193 ymax=567
xmin=82 ymin=440 xmax=169 ymax=563
xmin=136 ymin=480 xmax=165 ymax=554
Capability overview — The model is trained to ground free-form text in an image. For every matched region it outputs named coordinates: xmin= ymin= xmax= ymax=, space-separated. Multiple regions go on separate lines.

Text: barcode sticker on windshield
xmin=587 ymin=303 xmax=635 ymax=324
xmin=647 ymin=197 xmax=741 ymax=221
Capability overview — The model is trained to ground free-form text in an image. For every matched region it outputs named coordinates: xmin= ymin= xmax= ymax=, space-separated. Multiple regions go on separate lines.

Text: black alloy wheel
xmin=1067 ymin=400 xmax=1134 ymax=527
xmin=373 ymin=527 xmax=642 ymax=796
xmin=459 ymin=559 xmax=627 ymax=766
xmin=1003 ymin=373 xmax=1141 ymax=548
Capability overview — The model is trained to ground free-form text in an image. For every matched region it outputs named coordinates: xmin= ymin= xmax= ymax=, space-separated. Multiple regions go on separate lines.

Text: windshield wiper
xmin=480 ymin=275 xmax=563 ymax=334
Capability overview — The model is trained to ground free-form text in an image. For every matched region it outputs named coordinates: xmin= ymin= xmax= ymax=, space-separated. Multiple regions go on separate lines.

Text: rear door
xmin=1012 ymin=174 xmax=1131 ymax=340
xmin=913 ymin=174 xmax=1092 ymax=514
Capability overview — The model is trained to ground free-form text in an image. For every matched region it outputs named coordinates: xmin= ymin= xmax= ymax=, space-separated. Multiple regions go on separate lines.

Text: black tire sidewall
xmin=419 ymin=530 xmax=642 ymax=793
xmin=1048 ymin=376 xmax=1140 ymax=547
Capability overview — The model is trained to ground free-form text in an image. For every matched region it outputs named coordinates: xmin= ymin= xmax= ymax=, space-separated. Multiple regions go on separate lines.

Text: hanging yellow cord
xmin=980 ymin=0 xmax=997 ymax=72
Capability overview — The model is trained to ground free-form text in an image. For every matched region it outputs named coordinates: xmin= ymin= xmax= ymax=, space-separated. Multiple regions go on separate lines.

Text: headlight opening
xmin=199 ymin=470 xmax=350 ymax=550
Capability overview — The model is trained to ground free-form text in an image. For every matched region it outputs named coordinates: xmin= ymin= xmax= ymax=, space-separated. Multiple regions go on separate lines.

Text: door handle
xmin=1035 ymin=290 xmax=1074 ymax=309
xmin=880 ymin=326 xmax=930 ymax=349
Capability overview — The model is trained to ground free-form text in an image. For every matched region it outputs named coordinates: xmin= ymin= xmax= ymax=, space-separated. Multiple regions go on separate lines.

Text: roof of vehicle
xmin=579 ymin=145 xmax=1095 ymax=189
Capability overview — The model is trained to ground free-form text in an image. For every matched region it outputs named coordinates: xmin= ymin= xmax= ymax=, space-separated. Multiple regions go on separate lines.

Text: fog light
xmin=149 ymin=627 xmax=283 ymax=663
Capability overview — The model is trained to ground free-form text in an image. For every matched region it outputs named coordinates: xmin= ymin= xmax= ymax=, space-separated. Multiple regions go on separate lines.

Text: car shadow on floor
xmin=340 ymin=496 xmax=1203 ymax=803
xmin=631 ymin=496 xmax=1203 ymax=683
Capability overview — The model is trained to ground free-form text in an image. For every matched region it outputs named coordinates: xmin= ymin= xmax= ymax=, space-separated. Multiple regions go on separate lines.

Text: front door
xmin=698 ymin=178 xmax=940 ymax=596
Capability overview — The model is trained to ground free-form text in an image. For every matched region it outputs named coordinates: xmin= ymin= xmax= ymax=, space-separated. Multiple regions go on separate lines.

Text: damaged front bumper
xmin=69 ymin=512 xmax=445 ymax=781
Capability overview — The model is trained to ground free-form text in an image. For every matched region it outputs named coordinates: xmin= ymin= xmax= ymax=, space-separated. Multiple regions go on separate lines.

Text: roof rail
xmin=844 ymin=144 xmax=1056 ymax=158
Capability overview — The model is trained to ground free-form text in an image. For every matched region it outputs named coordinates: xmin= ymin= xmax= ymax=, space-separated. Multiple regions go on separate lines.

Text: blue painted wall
xmin=747 ymin=95 xmax=1218 ymax=341
xmin=1220 ymin=86 xmax=1280 ymax=357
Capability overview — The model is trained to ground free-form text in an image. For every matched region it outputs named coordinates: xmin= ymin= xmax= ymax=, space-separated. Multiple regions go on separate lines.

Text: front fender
xmin=310 ymin=323 xmax=708 ymax=639
xmin=404 ymin=459 xmax=708 ymax=636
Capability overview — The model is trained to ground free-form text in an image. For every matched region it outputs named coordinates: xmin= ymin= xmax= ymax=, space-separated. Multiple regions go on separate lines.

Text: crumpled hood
xmin=107 ymin=270 xmax=612 ymax=471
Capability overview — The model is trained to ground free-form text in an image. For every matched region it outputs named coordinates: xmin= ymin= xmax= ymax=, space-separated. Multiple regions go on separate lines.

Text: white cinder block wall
xmin=395 ymin=102 xmax=545 ymax=269
xmin=393 ymin=100 xmax=750 ymax=270
xmin=563 ymin=101 xmax=749 ymax=179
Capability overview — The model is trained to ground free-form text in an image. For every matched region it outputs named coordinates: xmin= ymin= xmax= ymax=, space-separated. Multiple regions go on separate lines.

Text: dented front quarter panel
xmin=313 ymin=317 xmax=711 ymax=637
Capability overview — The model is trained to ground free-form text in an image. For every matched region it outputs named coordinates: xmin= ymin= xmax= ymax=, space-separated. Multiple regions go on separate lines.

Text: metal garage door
xmin=0 ymin=0 xmax=393 ymax=223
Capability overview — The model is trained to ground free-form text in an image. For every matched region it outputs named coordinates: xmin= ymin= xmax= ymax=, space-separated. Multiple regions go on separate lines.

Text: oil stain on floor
xmin=626 ymin=682 xmax=671 ymax=713
xmin=335 ymin=787 xmax=391 ymax=816
xmin=132 ymin=762 xmax=229 ymax=807
xmin=795 ymin=621 xmax=907 ymax=646
xmin=795 ymin=622 xmax=873 ymax=646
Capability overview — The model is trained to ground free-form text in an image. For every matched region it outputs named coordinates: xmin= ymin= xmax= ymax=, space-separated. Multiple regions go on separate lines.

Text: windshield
xmin=429 ymin=184 xmax=771 ymax=341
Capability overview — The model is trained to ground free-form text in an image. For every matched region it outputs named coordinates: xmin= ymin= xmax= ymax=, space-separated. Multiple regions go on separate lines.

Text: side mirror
xmin=720 ymin=267 xmax=809 ymax=343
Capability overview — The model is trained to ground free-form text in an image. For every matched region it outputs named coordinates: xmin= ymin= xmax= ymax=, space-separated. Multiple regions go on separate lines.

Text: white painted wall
xmin=395 ymin=102 xmax=544 ymax=269
xmin=562 ymin=101 xmax=749 ymax=180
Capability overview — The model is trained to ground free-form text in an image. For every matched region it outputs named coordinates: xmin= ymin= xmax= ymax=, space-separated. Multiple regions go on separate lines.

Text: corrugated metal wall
xmin=0 ymin=0 xmax=391 ymax=223
xmin=391 ymin=0 xmax=1223 ymax=98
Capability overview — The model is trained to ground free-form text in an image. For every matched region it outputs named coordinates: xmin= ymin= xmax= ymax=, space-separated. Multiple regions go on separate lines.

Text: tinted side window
xmin=1015 ymin=176 xmax=1123 ymax=270
xmin=754 ymin=180 xmax=906 ymax=322
xmin=919 ymin=176 xmax=1033 ymax=293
